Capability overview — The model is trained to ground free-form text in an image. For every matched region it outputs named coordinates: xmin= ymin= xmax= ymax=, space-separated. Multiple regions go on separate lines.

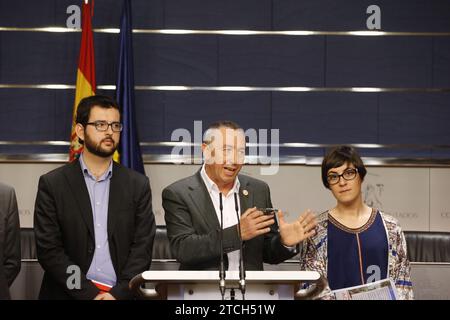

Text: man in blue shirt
xmin=34 ymin=95 xmax=155 ymax=300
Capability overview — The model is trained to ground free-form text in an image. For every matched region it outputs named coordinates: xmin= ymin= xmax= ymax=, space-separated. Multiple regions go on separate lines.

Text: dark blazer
xmin=0 ymin=183 xmax=21 ymax=300
xmin=162 ymin=171 xmax=295 ymax=271
xmin=34 ymin=160 xmax=155 ymax=300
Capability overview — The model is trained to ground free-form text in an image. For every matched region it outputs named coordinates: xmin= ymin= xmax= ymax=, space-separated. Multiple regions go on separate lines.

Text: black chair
xmin=404 ymin=231 xmax=450 ymax=263
xmin=152 ymin=226 xmax=174 ymax=260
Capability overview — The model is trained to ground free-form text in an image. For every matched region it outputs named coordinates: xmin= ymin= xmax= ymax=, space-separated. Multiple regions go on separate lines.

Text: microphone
xmin=234 ymin=192 xmax=246 ymax=299
xmin=219 ymin=192 xmax=226 ymax=300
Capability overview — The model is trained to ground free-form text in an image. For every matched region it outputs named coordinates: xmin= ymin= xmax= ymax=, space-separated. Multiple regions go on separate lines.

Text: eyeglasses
xmin=85 ymin=121 xmax=123 ymax=132
xmin=327 ymin=168 xmax=358 ymax=185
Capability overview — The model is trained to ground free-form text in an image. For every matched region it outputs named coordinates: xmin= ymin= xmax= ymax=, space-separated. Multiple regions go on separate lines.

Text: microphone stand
xmin=234 ymin=192 xmax=246 ymax=300
xmin=219 ymin=193 xmax=226 ymax=300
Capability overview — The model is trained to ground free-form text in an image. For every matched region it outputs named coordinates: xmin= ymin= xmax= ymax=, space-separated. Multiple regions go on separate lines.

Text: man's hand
xmin=279 ymin=209 xmax=317 ymax=247
xmin=94 ymin=292 xmax=116 ymax=300
xmin=239 ymin=207 xmax=275 ymax=241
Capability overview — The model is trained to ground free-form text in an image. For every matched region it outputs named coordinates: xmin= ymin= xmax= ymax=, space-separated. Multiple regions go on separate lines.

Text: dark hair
xmin=75 ymin=95 xmax=120 ymax=144
xmin=203 ymin=120 xmax=243 ymax=144
xmin=321 ymin=145 xmax=367 ymax=189
xmin=206 ymin=120 xmax=242 ymax=131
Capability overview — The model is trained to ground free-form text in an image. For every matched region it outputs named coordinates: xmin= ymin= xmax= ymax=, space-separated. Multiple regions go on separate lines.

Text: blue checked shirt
xmin=79 ymin=154 xmax=117 ymax=287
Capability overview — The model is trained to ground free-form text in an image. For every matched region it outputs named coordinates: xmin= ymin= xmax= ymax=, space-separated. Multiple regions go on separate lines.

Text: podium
xmin=129 ymin=270 xmax=325 ymax=300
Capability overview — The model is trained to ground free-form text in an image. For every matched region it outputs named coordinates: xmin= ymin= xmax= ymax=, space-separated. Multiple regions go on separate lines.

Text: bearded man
xmin=34 ymin=95 xmax=155 ymax=300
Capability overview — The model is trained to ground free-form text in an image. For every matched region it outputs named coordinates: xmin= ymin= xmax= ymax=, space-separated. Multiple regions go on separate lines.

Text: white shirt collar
xmin=200 ymin=164 xmax=240 ymax=197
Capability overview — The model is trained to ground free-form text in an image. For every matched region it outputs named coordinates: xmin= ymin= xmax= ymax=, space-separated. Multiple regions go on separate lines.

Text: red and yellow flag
xmin=69 ymin=0 xmax=96 ymax=161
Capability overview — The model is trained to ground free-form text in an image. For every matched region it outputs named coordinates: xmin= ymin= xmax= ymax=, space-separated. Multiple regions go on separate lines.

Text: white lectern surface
xmin=130 ymin=270 xmax=324 ymax=300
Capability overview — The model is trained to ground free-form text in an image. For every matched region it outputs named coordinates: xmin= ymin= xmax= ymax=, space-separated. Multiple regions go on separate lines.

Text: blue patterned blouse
xmin=327 ymin=209 xmax=388 ymax=290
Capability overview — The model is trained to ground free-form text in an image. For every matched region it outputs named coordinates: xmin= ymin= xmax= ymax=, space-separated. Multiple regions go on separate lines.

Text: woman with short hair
xmin=300 ymin=146 xmax=413 ymax=300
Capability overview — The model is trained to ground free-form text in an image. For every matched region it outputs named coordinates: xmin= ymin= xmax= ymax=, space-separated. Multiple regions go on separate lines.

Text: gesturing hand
xmin=279 ymin=209 xmax=317 ymax=247
xmin=239 ymin=207 xmax=275 ymax=241
xmin=94 ymin=292 xmax=116 ymax=300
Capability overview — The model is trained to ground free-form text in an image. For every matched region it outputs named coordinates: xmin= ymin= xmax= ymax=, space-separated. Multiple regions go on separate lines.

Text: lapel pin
xmin=243 ymin=189 xmax=249 ymax=196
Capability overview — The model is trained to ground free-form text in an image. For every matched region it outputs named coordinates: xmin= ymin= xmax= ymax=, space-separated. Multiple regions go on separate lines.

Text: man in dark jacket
xmin=0 ymin=182 xmax=21 ymax=300
xmin=34 ymin=95 xmax=155 ymax=300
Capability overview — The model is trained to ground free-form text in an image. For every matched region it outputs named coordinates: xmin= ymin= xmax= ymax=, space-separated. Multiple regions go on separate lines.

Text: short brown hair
xmin=75 ymin=95 xmax=120 ymax=144
xmin=203 ymin=120 xmax=243 ymax=144
xmin=321 ymin=145 xmax=367 ymax=189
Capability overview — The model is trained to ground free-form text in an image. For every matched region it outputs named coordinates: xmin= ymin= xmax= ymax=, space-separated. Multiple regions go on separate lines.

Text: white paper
xmin=331 ymin=278 xmax=398 ymax=300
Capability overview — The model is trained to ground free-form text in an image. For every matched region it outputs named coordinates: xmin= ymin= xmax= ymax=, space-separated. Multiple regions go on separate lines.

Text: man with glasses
xmin=34 ymin=95 xmax=155 ymax=300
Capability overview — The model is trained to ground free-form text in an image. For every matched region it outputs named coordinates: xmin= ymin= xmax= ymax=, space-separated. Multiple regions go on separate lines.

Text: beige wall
xmin=1 ymin=163 xmax=449 ymax=232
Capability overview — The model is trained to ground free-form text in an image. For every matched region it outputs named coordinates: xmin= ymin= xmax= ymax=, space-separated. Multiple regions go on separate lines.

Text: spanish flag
xmin=69 ymin=0 xmax=96 ymax=162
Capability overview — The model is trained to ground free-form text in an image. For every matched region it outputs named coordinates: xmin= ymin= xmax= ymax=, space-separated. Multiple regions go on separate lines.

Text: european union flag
xmin=116 ymin=0 xmax=145 ymax=174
